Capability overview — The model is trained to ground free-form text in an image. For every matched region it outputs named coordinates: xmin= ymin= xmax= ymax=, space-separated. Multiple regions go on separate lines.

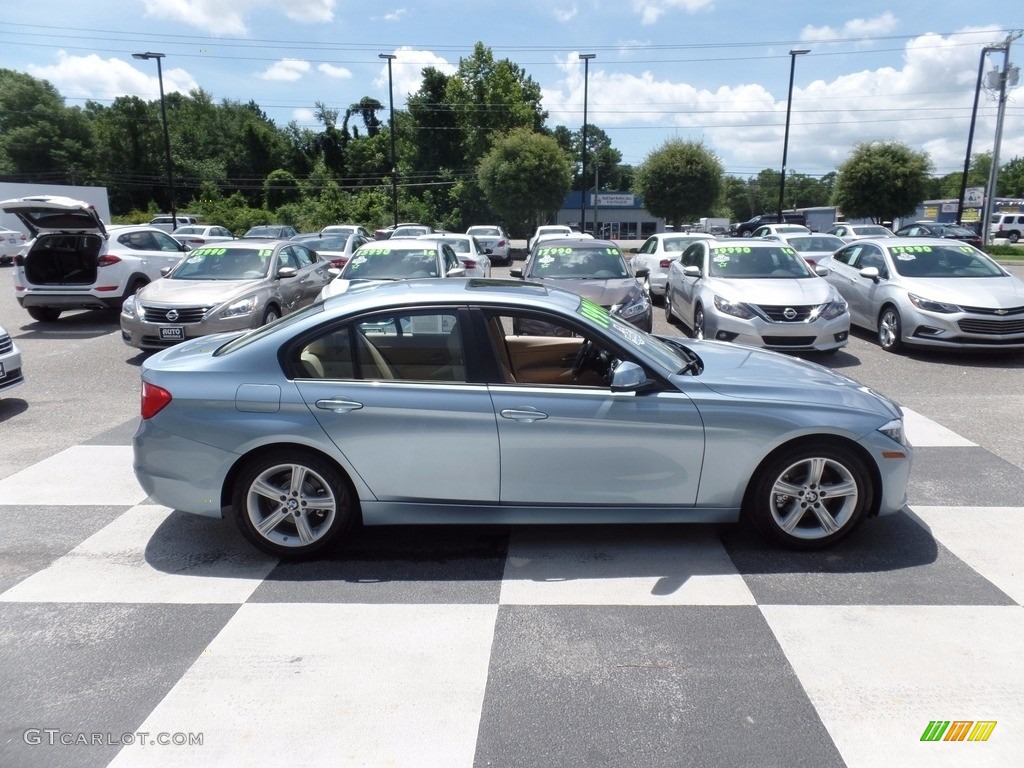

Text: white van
xmin=990 ymin=213 xmax=1024 ymax=243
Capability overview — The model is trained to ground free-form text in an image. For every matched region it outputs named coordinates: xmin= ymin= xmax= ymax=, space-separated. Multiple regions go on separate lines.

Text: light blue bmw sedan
xmin=133 ymin=278 xmax=912 ymax=558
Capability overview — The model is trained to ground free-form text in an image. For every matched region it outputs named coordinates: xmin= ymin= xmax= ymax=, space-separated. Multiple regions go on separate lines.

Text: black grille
xmin=762 ymin=336 xmax=816 ymax=347
xmin=957 ymin=317 xmax=1024 ymax=335
xmin=755 ymin=304 xmax=815 ymax=322
xmin=958 ymin=304 xmax=1024 ymax=316
xmin=142 ymin=305 xmax=210 ymax=323
xmin=0 ymin=334 xmax=12 ymax=354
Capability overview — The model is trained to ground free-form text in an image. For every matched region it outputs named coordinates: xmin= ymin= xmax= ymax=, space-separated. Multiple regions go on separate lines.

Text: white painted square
xmin=761 ymin=605 xmax=1024 ymax=767
xmin=0 ymin=505 xmax=276 ymax=604
xmin=499 ymin=526 xmax=756 ymax=605
xmin=107 ymin=603 xmax=499 ymax=768
xmin=910 ymin=506 xmax=1024 ymax=605
xmin=0 ymin=445 xmax=146 ymax=505
xmin=902 ymin=408 xmax=976 ymax=448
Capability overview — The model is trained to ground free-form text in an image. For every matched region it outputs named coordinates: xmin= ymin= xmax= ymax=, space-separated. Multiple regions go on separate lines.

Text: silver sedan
xmin=120 ymin=239 xmax=331 ymax=350
xmin=664 ymin=240 xmax=850 ymax=353
xmin=818 ymin=238 xmax=1024 ymax=352
xmin=133 ymin=278 xmax=911 ymax=559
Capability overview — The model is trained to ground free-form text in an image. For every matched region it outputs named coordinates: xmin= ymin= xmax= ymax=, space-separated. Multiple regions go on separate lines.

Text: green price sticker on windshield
xmin=578 ymin=297 xmax=610 ymax=327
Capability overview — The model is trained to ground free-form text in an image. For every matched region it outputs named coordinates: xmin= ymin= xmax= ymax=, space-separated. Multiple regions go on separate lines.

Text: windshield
xmin=887 ymin=244 xmax=1004 ymax=278
xmin=341 ymin=245 xmax=440 ymax=279
xmin=786 ymin=236 xmax=845 ymax=253
xmin=170 ymin=246 xmax=271 ymax=280
xmin=709 ymin=245 xmax=814 ymax=278
xmin=526 ymin=245 xmax=629 ymax=279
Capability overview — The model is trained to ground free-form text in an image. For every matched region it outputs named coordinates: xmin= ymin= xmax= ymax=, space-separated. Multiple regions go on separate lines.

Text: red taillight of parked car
xmin=659 ymin=258 xmax=673 ymax=269
xmin=98 ymin=254 xmax=122 ymax=267
xmin=496 ymin=239 xmax=507 ymax=248
xmin=462 ymin=259 xmax=478 ymax=270
xmin=330 ymin=257 xmax=349 ymax=269
xmin=141 ymin=381 xmax=173 ymax=419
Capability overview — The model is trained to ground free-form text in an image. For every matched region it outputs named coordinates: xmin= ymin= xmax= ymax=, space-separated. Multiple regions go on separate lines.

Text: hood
xmin=139 ymin=277 xmax=264 ymax=307
xmin=709 ymin=276 xmax=837 ymax=305
xmin=0 ymin=196 xmax=107 ymax=239
xmin=527 ymin=276 xmax=642 ymax=307
xmin=683 ymin=340 xmax=901 ymax=419
xmin=896 ymin=275 xmax=1024 ymax=308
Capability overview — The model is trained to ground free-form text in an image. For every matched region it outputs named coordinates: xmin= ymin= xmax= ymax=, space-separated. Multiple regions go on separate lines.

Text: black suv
xmin=733 ymin=213 xmax=807 ymax=237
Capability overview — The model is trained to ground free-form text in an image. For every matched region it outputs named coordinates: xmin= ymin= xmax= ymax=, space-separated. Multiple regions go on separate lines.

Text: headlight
xmin=713 ymin=294 xmax=756 ymax=319
xmin=818 ymin=296 xmax=848 ymax=320
xmin=220 ymin=296 xmax=258 ymax=318
xmin=878 ymin=418 xmax=906 ymax=446
xmin=908 ymin=293 xmax=960 ymax=314
xmin=121 ymin=295 xmax=137 ymax=317
xmin=613 ymin=288 xmax=651 ymax=320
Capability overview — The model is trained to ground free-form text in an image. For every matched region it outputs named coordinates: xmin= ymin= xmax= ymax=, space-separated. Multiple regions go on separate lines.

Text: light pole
xmin=579 ymin=53 xmax=595 ymax=232
xmin=981 ymin=33 xmax=1020 ymax=243
xmin=956 ymin=45 xmax=1002 ymax=225
xmin=132 ymin=52 xmax=176 ymax=226
xmin=778 ymin=49 xmax=809 ymax=220
xmin=379 ymin=53 xmax=398 ymax=228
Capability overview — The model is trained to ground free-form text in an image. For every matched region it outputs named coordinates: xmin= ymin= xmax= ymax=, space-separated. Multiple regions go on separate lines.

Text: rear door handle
xmin=316 ymin=398 xmax=363 ymax=413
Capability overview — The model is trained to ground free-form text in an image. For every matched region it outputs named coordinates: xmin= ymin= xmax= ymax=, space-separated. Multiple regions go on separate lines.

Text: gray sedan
xmin=818 ymin=238 xmax=1024 ymax=352
xmin=133 ymin=279 xmax=912 ymax=559
xmin=120 ymin=239 xmax=331 ymax=350
xmin=664 ymin=240 xmax=850 ymax=353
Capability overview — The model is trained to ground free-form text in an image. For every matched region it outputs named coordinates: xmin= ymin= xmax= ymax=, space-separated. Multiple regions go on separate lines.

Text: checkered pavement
xmin=1 ymin=409 xmax=1022 ymax=767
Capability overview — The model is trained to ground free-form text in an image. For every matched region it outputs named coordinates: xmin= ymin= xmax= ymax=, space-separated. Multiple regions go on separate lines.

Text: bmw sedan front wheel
xmin=233 ymin=450 xmax=354 ymax=558
xmin=746 ymin=442 xmax=872 ymax=550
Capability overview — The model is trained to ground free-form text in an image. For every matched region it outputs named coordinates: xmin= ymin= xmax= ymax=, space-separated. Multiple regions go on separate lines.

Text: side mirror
xmin=633 ymin=267 xmax=650 ymax=279
xmin=160 ymin=266 xmax=173 ymax=277
xmin=447 ymin=266 xmax=467 ymax=277
xmin=859 ymin=266 xmax=880 ymax=282
xmin=683 ymin=265 xmax=701 ymax=278
xmin=509 ymin=267 xmax=524 ymax=278
xmin=610 ymin=361 xmax=657 ymax=392
xmin=277 ymin=266 xmax=298 ymax=280
xmin=815 ymin=265 xmax=829 ymax=277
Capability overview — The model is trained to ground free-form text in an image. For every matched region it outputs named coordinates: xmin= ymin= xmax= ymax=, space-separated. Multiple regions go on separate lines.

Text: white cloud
xmin=318 ymin=63 xmax=352 ymax=79
xmin=292 ymin=107 xmax=316 ymax=124
xmin=258 ymin=59 xmax=311 ymax=81
xmin=374 ymin=48 xmax=457 ymax=107
xmin=383 ymin=9 xmax=407 ymax=22
xmin=542 ymin=26 xmax=1022 ymax=176
xmin=801 ymin=12 xmax=899 ymax=45
xmin=143 ymin=0 xmax=334 ymax=35
xmin=27 ymin=51 xmax=198 ymax=102
xmin=554 ymin=5 xmax=578 ymax=22
xmin=632 ymin=0 xmax=714 ymax=26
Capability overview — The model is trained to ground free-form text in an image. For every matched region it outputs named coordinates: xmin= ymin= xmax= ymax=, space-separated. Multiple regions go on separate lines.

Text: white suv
xmin=2 ymin=196 xmax=190 ymax=322
xmin=990 ymin=213 xmax=1024 ymax=244
xmin=149 ymin=215 xmax=198 ymax=232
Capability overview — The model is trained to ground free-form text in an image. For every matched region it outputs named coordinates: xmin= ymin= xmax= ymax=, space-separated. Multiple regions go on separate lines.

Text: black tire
xmin=262 ymin=305 xmax=280 ymax=325
xmin=120 ymin=279 xmax=147 ymax=311
xmin=877 ymin=305 xmax=904 ymax=353
xmin=1009 ymin=232 xmax=1020 ymax=244
xmin=664 ymin=289 xmax=676 ymax=324
xmin=232 ymin=450 xmax=354 ymax=558
xmin=745 ymin=441 xmax=873 ymax=550
xmin=27 ymin=306 xmax=61 ymax=322
xmin=692 ymin=306 xmax=706 ymax=340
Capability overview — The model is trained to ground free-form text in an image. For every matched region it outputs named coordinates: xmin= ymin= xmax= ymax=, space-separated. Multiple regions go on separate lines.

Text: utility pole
xmin=981 ymin=31 xmax=1021 ymax=243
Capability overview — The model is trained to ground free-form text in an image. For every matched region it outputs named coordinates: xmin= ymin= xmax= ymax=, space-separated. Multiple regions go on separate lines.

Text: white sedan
xmin=0 ymin=227 xmax=28 ymax=265
xmin=630 ymin=232 xmax=716 ymax=303
xmin=171 ymin=225 xmax=236 ymax=248
xmin=418 ymin=233 xmax=491 ymax=277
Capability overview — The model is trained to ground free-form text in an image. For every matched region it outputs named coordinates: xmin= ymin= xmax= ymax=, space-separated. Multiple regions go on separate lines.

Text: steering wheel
xmin=572 ymin=340 xmax=600 ymax=379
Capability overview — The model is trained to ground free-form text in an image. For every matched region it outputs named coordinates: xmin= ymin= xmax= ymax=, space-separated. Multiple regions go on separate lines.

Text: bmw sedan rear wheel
xmin=746 ymin=442 xmax=872 ymax=550
xmin=233 ymin=450 xmax=354 ymax=558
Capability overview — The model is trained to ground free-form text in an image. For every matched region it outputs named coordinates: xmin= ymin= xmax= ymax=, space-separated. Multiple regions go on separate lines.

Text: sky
xmin=0 ymin=1 xmax=1021 ymax=184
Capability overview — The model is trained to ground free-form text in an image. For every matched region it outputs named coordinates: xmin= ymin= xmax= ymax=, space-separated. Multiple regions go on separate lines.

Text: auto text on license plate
xmin=158 ymin=326 xmax=185 ymax=341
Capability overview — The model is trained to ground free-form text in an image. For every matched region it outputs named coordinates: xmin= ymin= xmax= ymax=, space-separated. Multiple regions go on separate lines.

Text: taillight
xmin=497 ymin=239 xmax=507 ymax=247
xmin=331 ymin=257 xmax=349 ymax=268
xmin=462 ymin=259 xmax=478 ymax=269
xmin=659 ymin=259 xmax=672 ymax=268
xmin=13 ymin=254 xmax=24 ymax=267
xmin=98 ymin=254 xmax=122 ymax=267
xmin=141 ymin=381 xmax=173 ymax=419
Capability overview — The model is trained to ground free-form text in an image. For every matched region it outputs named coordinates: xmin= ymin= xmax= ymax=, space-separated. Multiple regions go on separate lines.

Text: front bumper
xmin=898 ymin=305 xmax=1024 ymax=350
xmin=706 ymin=311 xmax=850 ymax=352
xmin=121 ymin=312 xmax=257 ymax=350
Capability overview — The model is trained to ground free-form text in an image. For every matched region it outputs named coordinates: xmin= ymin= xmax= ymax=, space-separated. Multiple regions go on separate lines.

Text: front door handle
xmin=500 ymin=407 xmax=548 ymax=423
xmin=316 ymin=398 xmax=363 ymax=413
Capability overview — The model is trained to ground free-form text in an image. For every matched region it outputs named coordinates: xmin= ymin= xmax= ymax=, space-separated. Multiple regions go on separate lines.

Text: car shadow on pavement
xmin=13 ymin=309 xmax=119 ymax=341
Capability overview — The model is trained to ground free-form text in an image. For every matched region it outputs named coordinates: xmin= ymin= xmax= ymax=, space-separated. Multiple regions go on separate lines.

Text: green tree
xmin=832 ymin=141 xmax=932 ymax=223
xmin=477 ymin=128 xmax=572 ymax=233
xmin=999 ymin=155 xmax=1024 ymax=197
xmin=446 ymin=43 xmax=546 ymax=166
xmin=264 ymin=169 xmax=301 ymax=209
xmin=632 ymin=139 xmax=723 ymax=229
